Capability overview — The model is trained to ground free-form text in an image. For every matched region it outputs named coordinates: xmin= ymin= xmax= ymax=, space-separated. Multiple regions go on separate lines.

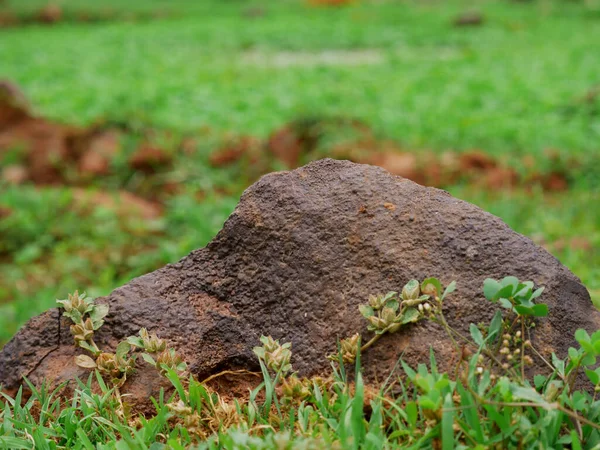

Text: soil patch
xmin=0 ymin=80 xmax=180 ymax=207
xmin=0 ymin=4 xmax=167 ymax=28
xmin=209 ymin=117 xmax=574 ymax=193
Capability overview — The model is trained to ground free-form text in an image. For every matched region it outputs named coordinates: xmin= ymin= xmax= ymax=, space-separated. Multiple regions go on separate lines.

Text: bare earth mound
xmin=1 ymin=159 xmax=598 ymax=405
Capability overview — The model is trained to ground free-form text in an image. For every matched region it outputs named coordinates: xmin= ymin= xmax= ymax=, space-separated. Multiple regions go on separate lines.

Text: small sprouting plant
xmin=549 ymin=327 xmax=600 ymax=396
xmin=57 ymin=292 xmax=136 ymax=387
xmin=575 ymin=329 xmax=600 ymax=392
xmin=337 ymin=333 xmax=361 ymax=364
xmin=74 ymin=342 xmax=136 ymax=387
xmin=253 ymin=335 xmax=292 ymax=375
xmin=57 ymin=291 xmax=108 ymax=356
xmin=331 ymin=277 xmax=456 ymax=364
xmin=127 ymin=327 xmax=167 ymax=353
xmin=57 ymin=293 xmax=186 ymax=388
xmin=481 ymin=276 xmax=547 ymax=380
xmin=280 ymin=375 xmax=311 ymax=405
xmin=127 ymin=328 xmax=187 ymax=374
xmin=483 ymin=276 xmax=547 ymax=317
xmin=149 ymin=348 xmax=187 ymax=375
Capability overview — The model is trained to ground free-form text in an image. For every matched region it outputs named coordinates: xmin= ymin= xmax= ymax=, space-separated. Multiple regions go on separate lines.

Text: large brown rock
xmin=1 ymin=159 xmax=598 ymax=402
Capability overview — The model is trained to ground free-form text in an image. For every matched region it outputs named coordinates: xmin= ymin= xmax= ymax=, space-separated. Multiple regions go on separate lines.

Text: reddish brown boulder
xmin=1 ymin=159 xmax=598 ymax=404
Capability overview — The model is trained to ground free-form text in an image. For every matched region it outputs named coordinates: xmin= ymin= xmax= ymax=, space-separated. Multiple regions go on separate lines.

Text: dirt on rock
xmin=1 ymin=159 xmax=598 ymax=410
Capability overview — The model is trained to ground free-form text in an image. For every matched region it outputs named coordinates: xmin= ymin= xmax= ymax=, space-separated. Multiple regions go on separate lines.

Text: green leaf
xmin=421 ymin=278 xmax=442 ymax=297
xmin=585 ymin=368 xmax=600 ymax=385
xmin=418 ymin=394 xmax=440 ymax=410
xmin=383 ymin=291 xmax=397 ymax=302
xmin=78 ymin=341 xmax=99 ymax=355
xmin=552 ymin=353 xmax=565 ymax=376
xmin=401 ymin=307 xmax=420 ymax=324
xmin=531 ymin=304 xmax=548 ymax=317
xmin=514 ymin=283 xmax=533 ymax=300
xmin=442 ymin=393 xmax=454 ymax=450
xmin=401 ymin=360 xmax=417 ymax=381
xmin=470 ymin=324 xmax=484 ymax=347
xmin=358 ymin=304 xmax=374 ymax=318
xmin=487 ymin=310 xmax=503 ymax=343
xmin=578 ymin=339 xmax=595 ymax=354
xmin=164 ymin=367 xmax=187 ymax=404
xmin=67 ymin=309 xmax=82 ymax=324
xmin=575 ymin=329 xmax=591 ymax=345
xmin=89 ymin=304 xmax=109 ymax=322
xmin=498 ymin=298 xmax=513 ymax=310
xmin=74 ymin=354 xmax=97 ymax=369
xmin=435 ymin=377 xmax=450 ymax=391
xmin=116 ymin=341 xmax=130 ymax=361
xmin=483 ymin=403 xmax=510 ymax=433
xmin=350 ymin=372 xmax=366 ymax=447
xmin=568 ymin=347 xmax=580 ymax=361
xmin=441 ymin=281 xmax=457 ymax=301
xmin=386 ymin=299 xmax=400 ymax=312
xmin=56 ymin=299 xmax=72 ymax=311
xmin=517 ymin=297 xmax=534 ymax=308
xmin=570 ymin=430 xmax=583 ymax=450
xmin=530 ymin=287 xmax=544 ymax=299
xmin=142 ymin=353 xmax=157 ymax=366
xmin=127 ymin=336 xmax=145 ymax=348
xmin=402 ymin=280 xmax=420 ymax=300
xmin=405 ymin=401 xmax=418 ymax=428
xmin=514 ymin=305 xmax=533 ymax=316
xmin=581 ymin=353 xmax=597 ymax=366
xmin=91 ymin=319 xmax=105 ymax=331
xmin=534 ymin=375 xmax=547 ymax=389
xmin=500 ymin=276 xmax=519 ymax=291
xmin=456 ymin=383 xmax=484 ymax=441
xmin=76 ymin=427 xmax=96 ymax=450
xmin=0 ymin=437 xmax=32 ymax=449
xmin=483 ymin=278 xmax=501 ymax=301
xmin=510 ymin=386 xmax=551 ymax=408
xmin=495 ymin=284 xmax=515 ymax=301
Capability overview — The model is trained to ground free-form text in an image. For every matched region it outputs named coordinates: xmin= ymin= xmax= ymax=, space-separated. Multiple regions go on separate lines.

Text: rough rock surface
xmin=1 ymin=159 xmax=598 ymax=403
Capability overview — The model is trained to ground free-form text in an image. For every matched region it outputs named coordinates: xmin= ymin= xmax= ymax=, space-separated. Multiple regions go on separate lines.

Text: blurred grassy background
xmin=0 ymin=0 xmax=598 ymax=346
